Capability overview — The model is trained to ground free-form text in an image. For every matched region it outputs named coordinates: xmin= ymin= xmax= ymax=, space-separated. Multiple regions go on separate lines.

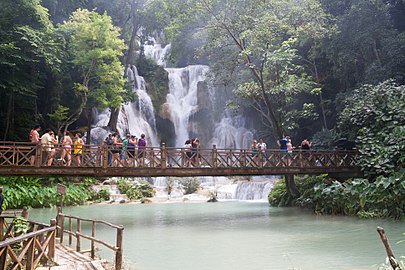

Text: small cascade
xmin=120 ymin=66 xmax=159 ymax=146
xmin=144 ymin=38 xmax=171 ymax=67
xmin=164 ymin=65 xmax=210 ymax=146
xmin=233 ymin=181 xmax=274 ymax=201
xmin=211 ymin=115 xmax=254 ymax=149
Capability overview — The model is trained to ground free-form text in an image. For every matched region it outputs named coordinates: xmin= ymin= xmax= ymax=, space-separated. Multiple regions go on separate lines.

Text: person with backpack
xmin=137 ymin=134 xmax=147 ymax=167
xmin=105 ymin=134 xmax=113 ymax=166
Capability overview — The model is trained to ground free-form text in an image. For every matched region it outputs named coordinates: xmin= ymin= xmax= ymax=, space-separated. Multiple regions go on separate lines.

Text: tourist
xmin=257 ymin=138 xmax=267 ymax=159
xmin=29 ymin=125 xmax=41 ymax=165
xmin=41 ymin=129 xmax=57 ymax=166
xmin=73 ymin=133 xmax=84 ymax=166
xmin=120 ymin=134 xmax=130 ymax=166
xmin=250 ymin=139 xmax=259 ymax=163
xmin=277 ymin=135 xmax=289 ymax=152
xmin=191 ymin=137 xmax=201 ymax=166
xmin=105 ymin=134 xmax=113 ymax=165
xmin=137 ymin=134 xmax=147 ymax=167
xmin=60 ymin=131 xmax=73 ymax=166
xmin=183 ymin=139 xmax=193 ymax=167
xmin=128 ymin=135 xmax=137 ymax=166
xmin=286 ymin=137 xmax=294 ymax=165
xmin=111 ymin=133 xmax=121 ymax=167
xmin=301 ymin=138 xmax=312 ymax=151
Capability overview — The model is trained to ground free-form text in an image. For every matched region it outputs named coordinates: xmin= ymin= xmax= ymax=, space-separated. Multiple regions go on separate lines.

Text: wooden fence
xmin=0 ymin=216 xmax=56 ymax=270
xmin=57 ymin=209 xmax=124 ymax=270
xmin=0 ymin=141 xmax=357 ymax=169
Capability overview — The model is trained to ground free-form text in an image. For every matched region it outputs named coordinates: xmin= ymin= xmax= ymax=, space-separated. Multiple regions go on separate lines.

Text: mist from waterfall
xmin=144 ymin=38 xmax=171 ymax=67
xmin=211 ymin=115 xmax=254 ymax=149
xmin=165 ymin=65 xmax=210 ymax=147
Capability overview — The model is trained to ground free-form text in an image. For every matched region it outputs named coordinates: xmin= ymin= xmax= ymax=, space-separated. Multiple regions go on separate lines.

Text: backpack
xmin=106 ymin=137 xmax=113 ymax=145
xmin=138 ymin=138 xmax=146 ymax=147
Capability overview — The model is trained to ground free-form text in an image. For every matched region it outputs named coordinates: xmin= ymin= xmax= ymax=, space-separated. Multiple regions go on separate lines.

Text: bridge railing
xmin=0 ymin=215 xmax=56 ymax=270
xmin=56 ymin=209 xmax=123 ymax=270
xmin=0 ymin=141 xmax=358 ymax=169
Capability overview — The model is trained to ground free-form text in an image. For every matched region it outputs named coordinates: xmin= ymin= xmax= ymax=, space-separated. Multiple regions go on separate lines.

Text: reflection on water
xmin=30 ymin=203 xmax=404 ymax=270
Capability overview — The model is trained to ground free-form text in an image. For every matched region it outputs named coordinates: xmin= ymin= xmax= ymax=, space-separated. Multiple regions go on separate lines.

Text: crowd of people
xmin=29 ymin=125 xmax=85 ymax=166
xmin=248 ymin=136 xmax=312 ymax=163
xmin=28 ymin=124 xmax=313 ymax=167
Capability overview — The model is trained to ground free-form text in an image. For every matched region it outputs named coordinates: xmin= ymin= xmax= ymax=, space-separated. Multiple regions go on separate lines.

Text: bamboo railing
xmin=0 ymin=215 xmax=56 ymax=270
xmin=56 ymin=209 xmax=124 ymax=270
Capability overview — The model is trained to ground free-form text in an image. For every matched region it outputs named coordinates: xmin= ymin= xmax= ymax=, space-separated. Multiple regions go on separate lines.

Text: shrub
xmin=178 ymin=178 xmax=200 ymax=195
xmin=117 ymin=179 xmax=155 ymax=200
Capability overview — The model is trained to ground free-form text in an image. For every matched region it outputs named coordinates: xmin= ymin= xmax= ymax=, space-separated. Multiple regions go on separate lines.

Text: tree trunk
xmin=108 ymin=107 xmax=120 ymax=132
xmin=84 ymin=107 xmax=92 ymax=144
xmin=285 ymin=175 xmax=300 ymax=201
xmin=3 ymin=93 xmax=14 ymax=141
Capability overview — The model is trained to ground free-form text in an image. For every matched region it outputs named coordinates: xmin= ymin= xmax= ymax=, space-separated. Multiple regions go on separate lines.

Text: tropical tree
xmin=57 ymin=9 xmax=129 ymax=139
xmin=0 ymin=0 xmax=61 ymax=140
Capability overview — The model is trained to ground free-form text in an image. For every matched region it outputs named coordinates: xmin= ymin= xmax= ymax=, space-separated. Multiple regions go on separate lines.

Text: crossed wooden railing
xmin=0 ymin=141 xmax=359 ymax=177
xmin=56 ymin=209 xmax=124 ymax=270
xmin=0 ymin=215 xmax=56 ymax=270
xmin=0 ymin=141 xmax=357 ymax=168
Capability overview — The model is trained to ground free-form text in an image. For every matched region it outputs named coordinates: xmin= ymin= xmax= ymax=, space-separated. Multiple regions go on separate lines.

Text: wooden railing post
xmin=212 ymin=145 xmax=217 ymax=168
xmin=26 ymin=236 xmax=36 ymax=270
xmin=161 ymin=143 xmax=166 ymax=169
xmin=0 ymin=218 xmax=4 ymax=241
xmin=115 ymin=227 xmax=124 ymax=270
xmin=91 ymin=220 xmax=96 ymax=259
xmin=0 ymin=246 xmax=6 ymax=269
xmin=103 ymin=144 xmax=108 ymax=169
xmin=57 ymin=207 xmax=64 ymax=243
xmin=35 ymin=144 xmax=42 ymax=167
xmin=48 ymin=219 xmax=56 ymax=260
xmin=76 ymin=219 xmax=81 ymax=252
xmin=68 ymin=217 xmax=73 ymax=245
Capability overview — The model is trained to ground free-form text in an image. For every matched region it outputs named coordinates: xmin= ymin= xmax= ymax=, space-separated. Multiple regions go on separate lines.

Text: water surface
xmin=30 ymin=202 xmax=405 ymax=270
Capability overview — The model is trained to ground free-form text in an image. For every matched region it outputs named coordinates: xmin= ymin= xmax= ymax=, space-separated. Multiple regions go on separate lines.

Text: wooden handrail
xmin=57 ymin=212 xmax=123 ymax=270
xmin=0 ymin=227 xmax=54 ymax=248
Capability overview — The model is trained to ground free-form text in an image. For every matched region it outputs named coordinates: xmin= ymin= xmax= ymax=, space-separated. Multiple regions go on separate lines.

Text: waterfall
xmin=119 ymin=66 xmax=159 ymax=146
xmin=233 ymin=181 xmax=274 ymax=201
xmin=164 ymin=65 xmax=210 ymax=146
xmin=144 ymin=37 xmax=171 ymax=67
xmin=211 ymin=115 xmax=254 ymax=149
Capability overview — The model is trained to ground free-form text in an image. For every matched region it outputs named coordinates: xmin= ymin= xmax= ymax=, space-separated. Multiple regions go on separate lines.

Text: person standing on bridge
xmin=29 ymin=125 xmax=41 ymax=166
xmin=137 ymin=134 xmax=147 ymax=167
xmin=73 ymin=133 xmax=84 ymax=166
xmin=258 ymin=138 xmax=267 ymax=160
xmin=277 ymin=135 xmax=289 ymax=165
xmin=60 ymin=131 xmax=73 ymax=166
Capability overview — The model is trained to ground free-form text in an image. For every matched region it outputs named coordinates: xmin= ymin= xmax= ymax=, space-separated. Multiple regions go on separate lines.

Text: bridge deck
xmin=0 ymin=142 xmax=361 ymax=177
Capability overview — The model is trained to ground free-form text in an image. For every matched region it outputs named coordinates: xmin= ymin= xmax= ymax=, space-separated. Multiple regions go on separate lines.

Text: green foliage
xmin=311 ymin=128 xmax=341 ymax=149
xmin=339 ymin=81 xmax=405 ymax=178
xmin=90 ymin=188 xmax=110 ymax=202
xmin=0 ymin=176 xmax=95 ymax=209
xmin=117 ymin=179 xmax=155 ymax=200
xmin=272 ymin=171 xmax=405 ymax=219
xmin=178 ymin=178 xmax=200 ymax=195
xmin=12 ymin=217 xmax=29 ymax=235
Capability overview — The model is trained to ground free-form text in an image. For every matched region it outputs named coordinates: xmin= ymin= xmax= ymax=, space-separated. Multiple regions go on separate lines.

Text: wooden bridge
xmin=0 ymin=141 xmax=361 ymax=177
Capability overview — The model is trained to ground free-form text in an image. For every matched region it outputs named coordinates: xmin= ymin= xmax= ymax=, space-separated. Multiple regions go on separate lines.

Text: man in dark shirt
xmin=277 ymin=136 xmax=289 ymax=151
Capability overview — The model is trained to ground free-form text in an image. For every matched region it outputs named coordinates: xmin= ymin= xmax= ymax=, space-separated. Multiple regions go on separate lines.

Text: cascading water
xmin=121 ymin=65 xmax=159 ymax=146
xmin=210 ymin=115 xmax=254 ymax=149
xmin=233 ymin=181 xmax=274 ymax=201
xmin=164 ymin=65 xmax=210 ymax=146
xmin=144 ymin=38 xmax=171 ymax=67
